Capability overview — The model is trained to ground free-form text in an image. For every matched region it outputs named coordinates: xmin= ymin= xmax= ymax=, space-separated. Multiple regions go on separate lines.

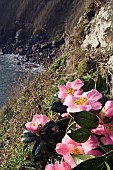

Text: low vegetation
xmin=0 ymin=1 xmax=109 ymax=169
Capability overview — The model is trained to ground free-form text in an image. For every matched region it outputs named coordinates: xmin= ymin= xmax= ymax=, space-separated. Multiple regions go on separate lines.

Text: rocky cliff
xmin=0 ymin=0 xmax=86 ymax=45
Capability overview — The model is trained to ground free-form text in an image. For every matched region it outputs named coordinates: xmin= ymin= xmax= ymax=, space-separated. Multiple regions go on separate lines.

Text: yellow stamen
xmin=71 ymin=147 xmax=82 ymax=155
xmin=102 ymin=107 xmax=106 ymax=112
xmin=32 ymin=123 xmax=37 ymax=127
xmin=75 ymin=97 xmax=87 ymax=105
xmin=67 ymin=88 xmax=74 ymax=94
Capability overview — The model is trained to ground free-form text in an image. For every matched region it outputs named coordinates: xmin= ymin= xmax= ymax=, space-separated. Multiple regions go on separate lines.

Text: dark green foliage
xmin=72 ymin=154 xmax=95 ymax=166
xmin=70 ymin=111 xmax=99 ymax=129
xmin=82 ymin=78 xmax=95 ymax=91
xmin=50 ymin=101 xmax=68 ymax=113
xmin=40 ymin=121 xmax=56 ymax=133
xmin=21 ymin=130 xmax=38 ymax=143
xmin=32 ymin=141 xmax=44 ymax=157
xmin=73 ymin=156 xmax=105 ymax=170
xmin=69 ymin=128 xmax=91 ymax=143
xmin=56 ymin=117 xmax=70 ymax=130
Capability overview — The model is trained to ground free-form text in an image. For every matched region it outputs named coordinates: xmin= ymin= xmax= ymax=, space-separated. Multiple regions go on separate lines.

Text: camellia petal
xmin=105 ymin=108 xmax=113 ymax=117
xmin=87 ymin=89 xmax=102 ymax=101
xmin=25 ymin=114 xmax=49 ymax=133
xmin=58 ymin=79 xmax=84 ymax=101
xmin=101 ymin=136 xmax=113 ymax=145
xmin=56 ymin=134 xmax=100 ymax=169
xmin=45 ymin=161 xmax=71 ymax=170
xmin=81 ymin=135 xmax=100 ymax=153
xmin=56 ymin=143 xmax=75 ymax=155
xmin=71 ymin=79 xmax=84 ymax=90
xmin=89 ymin=102 xmax=102 ymax=110
xmin=105 ymin=101 xmax=113 ymax=110
xmin=63 ymin=154 xmax=76 ymax=169
xmin=63 ymin=89 xmax=102 ymax=113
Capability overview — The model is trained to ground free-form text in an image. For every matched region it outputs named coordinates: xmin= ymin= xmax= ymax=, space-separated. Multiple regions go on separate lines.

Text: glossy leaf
xmin=96 ymin=75 xmax=104 ymax=91
xmin=22 ymin=130 xmax=37 ymax=137
xmin=56 ymin=117 xmax=70 ymax=130
xmin=70 ymin=111 xmax=99 ymax=129
xmin=73 ymin=156 xmax=105 ymax=170
xmin=72 ymin=154 xmax=95 ymax=166
xmin=70 ymin=122 xmax=76 ymax=131
xmin=50 ymin=101 xmax=68 ymax=113
xmin=104 ymin=162 xmax=110 ymax=170
xmin=41 ymin=134 xmax=51 ymax=142
xmin=40 ymin=121 xmax=55 ymax=133
xmin=50 ymin=130 xmax=65 ymax=142
xmin=69 ymin=128 xmax=91 ymax=143
xmin=32 ymin=141 xmax=44 ymax=156
xmin=82 ymin=78 xmax=95 ymax=91
xmin=21 ymin=136 xmax=37 ymax=143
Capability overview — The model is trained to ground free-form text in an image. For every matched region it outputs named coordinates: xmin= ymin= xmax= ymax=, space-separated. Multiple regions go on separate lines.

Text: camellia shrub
xmin=21 ymin=74 xmax=113 ymax=170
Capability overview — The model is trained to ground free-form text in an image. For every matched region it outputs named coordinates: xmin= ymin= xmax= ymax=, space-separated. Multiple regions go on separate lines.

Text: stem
xmin=102 ymin=150 xmax=113 ymax=157
xmin=66 ymin=117 xmax=75 ymax=133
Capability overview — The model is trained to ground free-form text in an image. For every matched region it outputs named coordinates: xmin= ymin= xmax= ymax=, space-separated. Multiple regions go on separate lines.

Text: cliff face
xmin=0 ymin=0 xmax=86 ymax=44
xmin=82 ymin=0 xmax=113 ymax=50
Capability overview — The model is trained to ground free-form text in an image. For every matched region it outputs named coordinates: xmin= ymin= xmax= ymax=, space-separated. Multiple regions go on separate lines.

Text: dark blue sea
xmin=0 ymin=54 xmax=43 ymax=108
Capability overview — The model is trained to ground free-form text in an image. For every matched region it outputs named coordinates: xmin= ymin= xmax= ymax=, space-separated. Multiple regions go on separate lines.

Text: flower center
xmin=75 ymin=97 xmax=87 ymax=105
xmin=32 ymin=122 xmax=37 ymax=127
xmin=67 ymin=88 xmax=74 ymax=94
xmin=71 ymin=147 xmax=82 ymax=155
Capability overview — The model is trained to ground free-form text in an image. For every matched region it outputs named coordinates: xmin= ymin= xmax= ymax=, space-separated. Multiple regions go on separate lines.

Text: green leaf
xmin=96 ymin=75 xmax=104 ymax=91
xmin=56 ymin=118 xmax=70 ymax=130
xmin=72 ymin=156 xmax=105 ymax=170
xmin=100 ymin=145 xmax=113 ymax=159
xmin=40 ymin=121 xmax=55 ymax=133
xmin=72 ymin=154 xmax=95 ymax=166
xmin=21 ymin=136 xmax=38 ymax=143
xmin=104 ymin=162 xmax=110 ymax=170
xmin=82 ymin=78 xmax=95 ymax=91
xmin=69 ymin=128 xmax=91 ymax=143
xmin=70 ymin=111 xmax=99 ymax=129
xmin=22 ymin=130 xmax=37 ymax=137
xmin=32 ymin=141 xmax=44 ymax=156
xmin=70 ymin=122 xmax=77 ymax=131
xmin=50 ymin=101 xmax=67 ymax=113
xmin=50 ymin=130 xmax=65 ymax=142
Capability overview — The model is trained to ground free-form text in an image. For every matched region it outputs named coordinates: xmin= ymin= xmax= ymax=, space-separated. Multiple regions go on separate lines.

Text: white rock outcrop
xmin=82 ymin=1 xmax=113 ymax=49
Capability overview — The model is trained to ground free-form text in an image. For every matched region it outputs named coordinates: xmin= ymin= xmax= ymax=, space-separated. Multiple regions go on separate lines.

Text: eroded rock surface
xmin=82 ymin=1 xmax=113 ymax=50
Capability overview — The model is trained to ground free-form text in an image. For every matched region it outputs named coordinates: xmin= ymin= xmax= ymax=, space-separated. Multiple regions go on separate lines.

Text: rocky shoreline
xmin=1 ymin=32 xmax=65 ymax=71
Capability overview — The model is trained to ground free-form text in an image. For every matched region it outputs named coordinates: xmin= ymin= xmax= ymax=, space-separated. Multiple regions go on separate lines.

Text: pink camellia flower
xmin=92 ymin=122 xmax=113 ymax=145
xmin=101 ymin=135 xmax=113 ymax=145
xmin=92 ymin=123 xmax=105 ymax=136
xmin=63 ymin=89 xmax=102 ymax=113
xmin=25 ymin=114 xmax=49 ymax=133
xmin=58 ymin=79 xmax=84 ymax=101
xmin=102 ymin=101 xmax=113 ymax=118
xmin=92 ymin=119 xmax=113 ymax=145
xmin=101 ymin=121 xmax=113 ymax=144
xmin=56 ymin=134 xmax=101 ymax=168
xmin=45 ymin=161 xmax=71 ymax=170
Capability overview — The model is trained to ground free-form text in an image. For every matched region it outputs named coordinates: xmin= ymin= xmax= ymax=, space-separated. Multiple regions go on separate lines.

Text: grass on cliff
xmin=0 ymin=2 xmax=106 ymax=167
xmin=0 ymin=53 xmax=75 ymax=169
xmin=0 ymin=48 xmax=107 ymax=170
